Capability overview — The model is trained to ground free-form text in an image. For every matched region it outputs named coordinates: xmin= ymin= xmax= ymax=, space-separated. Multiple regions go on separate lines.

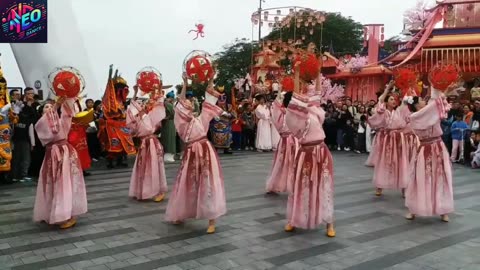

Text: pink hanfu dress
xmin=126 ymin=100 xmax=167 ymax=200
xmin=365 ymin=129 xmax=385 ymax=167
xmin=367 ymin=103 xmax=411 ymax=190
xmin=255 ymin=104 xmax=273 ymax=150
xmin=266 ymin=99 xmax=298 ymax=193
xmin=270 ymin=105 xmax=281 ymax=151
xmin=165 ymin=99 xmax=227 ymax=221
xmin=405 ymin=97 xmax=454 ymax=216
xmin=285 ymin=93 xmax=334 ymax=229
xmin=33 ymin=99 xmax=87 ymax=224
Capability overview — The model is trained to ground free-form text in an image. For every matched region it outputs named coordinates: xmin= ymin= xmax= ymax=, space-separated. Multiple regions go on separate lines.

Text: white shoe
xmin=164 ymin=153 xmax=175 ymax=163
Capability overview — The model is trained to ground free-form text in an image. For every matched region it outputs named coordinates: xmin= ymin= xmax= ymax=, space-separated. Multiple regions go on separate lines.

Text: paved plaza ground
xmin=0 ymin=151 xmax=479 ymax=270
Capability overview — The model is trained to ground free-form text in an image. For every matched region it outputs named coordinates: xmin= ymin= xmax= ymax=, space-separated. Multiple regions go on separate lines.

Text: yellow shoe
xmin=441 ymin=215 xmax=449 ymax=222
xmin=60 ymin=218 xmax=76 ymax=229
xmin=326 ymin=227 xmax=336 ymax=238
xmin=375 ymin=189 xmax=382 ymax=197
xmin=405 ymin=213 xmax=415 ymax=220
xmin=284 ymin=224 xmax=295 ymax=232
xmin=153 ymin=193 xmax=165 ymax=202
xmin=207 ymin=225 xmax=215 ymax=234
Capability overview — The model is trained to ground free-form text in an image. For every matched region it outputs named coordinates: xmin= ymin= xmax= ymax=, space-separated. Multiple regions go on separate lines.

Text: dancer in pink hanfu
xmin=265 ymin=91 xmax=298 ymax=194
xmin=405 ymin=89 xmax=454 ymax=222
xmin=368 ymin=81 xmax=411 ymax=197
xmin=126 ymin=86 xmax=167 ymax=202
xmin=284 ymin=75 xmax=335 ymax=237
xmin=33 ymin=98 xmax=87 ymax=229
xmin=165 ymin=75 xmax=226 ymax=234
xmin=401 ymin=96 xmax=420 ymax=168
xmin=365 ymin=128 xmax=385 ymax=167
xmin=270 ymin=103 xmax=281 ymax=151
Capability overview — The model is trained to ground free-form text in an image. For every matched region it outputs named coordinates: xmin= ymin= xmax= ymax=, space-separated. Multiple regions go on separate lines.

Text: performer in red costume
xmin=68 ymin=100 xmax=93 ymax=176
xmin=98 ymin=66 xmax=136 ymax=169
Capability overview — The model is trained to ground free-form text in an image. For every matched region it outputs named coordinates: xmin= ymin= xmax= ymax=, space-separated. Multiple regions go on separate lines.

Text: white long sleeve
xmin=29 ymin=124 xmax=35 ymax=147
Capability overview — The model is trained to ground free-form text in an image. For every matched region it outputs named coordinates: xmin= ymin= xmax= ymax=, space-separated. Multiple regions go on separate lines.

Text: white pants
xmin=451 ymin=139 xmax=464 ymax=161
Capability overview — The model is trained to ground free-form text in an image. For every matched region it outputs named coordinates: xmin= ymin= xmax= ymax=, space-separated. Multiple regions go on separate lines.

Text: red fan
xmin=52 ymin=70 xmax=82 ymax=98
xmin=136 ymin=67 xmax=162 ymax=93
xmin=281 ymin=76 xmax=294 ymax=92
xmin=183 ymin=50 xmax=215 ymax=84
xmin=393 ymin=68 xmax=417 ymax=96
xmin=295 ymin=53 xmax=320 ymax=82
xmin=428 ymin=63 xmax=461 ymax=92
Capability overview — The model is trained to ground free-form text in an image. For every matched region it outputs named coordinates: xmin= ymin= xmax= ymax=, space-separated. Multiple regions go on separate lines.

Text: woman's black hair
xmin=383 ymin=93 xmax=394 ymax=104
xmin=407 ymin=96 xmax=421 ymax=112
xmin=283 ymin=92 xmax=293 ymax=108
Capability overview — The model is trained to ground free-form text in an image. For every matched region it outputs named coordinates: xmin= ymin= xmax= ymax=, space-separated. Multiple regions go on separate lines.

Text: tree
xmin=265 ymin=12 xmax=364 ymax=55
xmin=213 ymin=38 xmax=260 ymax=90
xmin=403 ymin=0 xmax=432 ymax=32
xmin=383 ymin=35 xmax=402 ymax=54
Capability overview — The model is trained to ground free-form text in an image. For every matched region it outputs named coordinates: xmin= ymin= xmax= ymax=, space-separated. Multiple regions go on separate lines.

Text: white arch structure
xmin=10 ymin=0 xmax=98 ymax=100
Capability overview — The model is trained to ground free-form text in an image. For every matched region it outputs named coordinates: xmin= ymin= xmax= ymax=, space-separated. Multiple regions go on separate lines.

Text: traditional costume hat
xmin=166 ymin=91 xmax=175 ymax=98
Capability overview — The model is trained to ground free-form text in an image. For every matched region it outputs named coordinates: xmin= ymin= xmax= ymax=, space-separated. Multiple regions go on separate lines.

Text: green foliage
xmin=266 ymin=12 xmax=364 ymax=55
xmin=383 ymin=35 xmax=402 ymax=54
xmin=213 ymin=38 xmax=260 ymax=90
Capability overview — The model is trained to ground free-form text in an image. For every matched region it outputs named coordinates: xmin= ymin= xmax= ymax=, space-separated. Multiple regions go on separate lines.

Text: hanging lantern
xmin=309 ymin=28 xmax=314 ymax=35
xmin=277 ymin=9 xmax=281 ymax=15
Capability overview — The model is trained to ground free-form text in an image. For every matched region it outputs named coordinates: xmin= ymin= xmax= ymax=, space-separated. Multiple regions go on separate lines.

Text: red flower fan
xmin=428 ymin=63 xmax=461 ymax=92
xmin=53 ymin=71 xmax=81 ymax=98
xmin=295 ymin=53 xmax=320 ymax=82
xmin=393 ymin=68 xmax=417 ymax=96
xmin=281 ymin=76 xmax=294 ymax=92
xmin=136 ymin=67 xmax=162 ymax=93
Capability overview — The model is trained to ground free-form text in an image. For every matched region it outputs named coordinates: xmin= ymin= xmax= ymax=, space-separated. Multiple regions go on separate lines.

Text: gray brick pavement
xmin=0 ymin=151 xmax=479 ymax=270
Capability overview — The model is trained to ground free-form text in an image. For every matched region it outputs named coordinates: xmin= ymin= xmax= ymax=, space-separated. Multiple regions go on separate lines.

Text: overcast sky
xmin=0 ymin=0 xmax=432 ymax=99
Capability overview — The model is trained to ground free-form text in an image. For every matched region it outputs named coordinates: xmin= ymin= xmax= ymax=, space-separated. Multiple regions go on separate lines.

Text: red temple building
xmin=326 ymin=24 xmax=392 ymax=103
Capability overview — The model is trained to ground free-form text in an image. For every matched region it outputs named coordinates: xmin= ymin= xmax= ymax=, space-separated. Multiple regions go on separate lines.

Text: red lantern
xmin=393 ymin=68 xmax=417 ymax=96
xmin=184 ymin=51 xmax=215 ymax=84
xmin=52 ymin=70 xmax=81 ymax=98
xmin=295 ymin=53 xmax=321 ymax=82
xmin=136 ymin=67 xmax=162 ymax=93
xmin=281 ymin=76 xmax=294 ymax=92
xmin=428 ymin=64 xmax=461 ymax=92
